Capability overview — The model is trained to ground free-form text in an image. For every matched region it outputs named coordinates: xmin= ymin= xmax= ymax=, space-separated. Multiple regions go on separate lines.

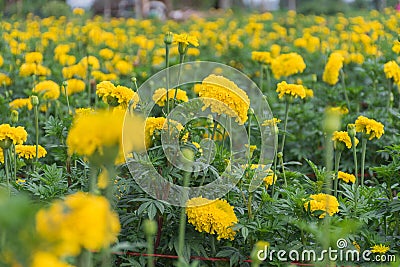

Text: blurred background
xmin=0 ymin=0 xmax=398 ymax=19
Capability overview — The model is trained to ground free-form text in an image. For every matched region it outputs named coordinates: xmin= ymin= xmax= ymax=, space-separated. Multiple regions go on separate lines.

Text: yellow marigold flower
xmin=72 ymin=7 xmax=85 ymax=15
xmin=326 ymin=106 xmax=349 ymax=115
xmin=251 ymin=51 xmax=272 ymax=64
xmin=62 ymin=64 xmax=86 ymax=79
xmin=33 ymin=80 xmax=60 ymax=100
xmin=96 ymin=81 xmax=138 ymax=109
xmin=338 ymin=171 xmax=356 ymax=183
xmin=19 ymin=63 xmax=51 ymax=77
xmin=384 ymin=60 xmax=400 ymax=85
xmin=152 ymin=88 xmax=189 ymax=107
xmin=332 ymin=131 xmax=359 ymax=149
xmin=66 ymin=110 xmax=145 ymax=161
xmin=270 ymin=52 xmax=306 ymax=79
xmin=263 ymin=172 xmax=276 ymax=189
xmin=36 ymin=192 xmax=121 ymax=256
xmin=392 ymin=40 xmax=400 ymax=54
xmin=276 ymin=81 xmax=306 ymax=99
xmin=31 ymin=251 xmax=74 ymax=267
xmin=322 ymin=52 xmax=344 ymax=85
xmin=0 ymin=55 xmax=3 ymax=67
xmin=354 ymin=115 xmax=384 ymax=140
xmin=370 ymin=244 xmax=390 ymax=254
xmin=99 ymin=48 xmax=114 ymax=60
xmin=0 ymin=73 xmax=12 ymax=85
xmin=15 ymin=144 xmax=47 ymax=159
xmin=0 ymin=124 xmax=28 ymax=148
xmin=192 ymin=84 xmax=202 ymax=94
xmin=173 ymin=33 xmax=199 ymax=47
xmin=198 ymin=74 xmax=250 ymax=125
xmin=9 ymin=98 xmax=33 ymax=110
xmin=92 ymin=70 xmax=117 ymax=82
xmin=353 ymin=241 xmax=361 ymax=252
xmin=305 ymin=88 xmax=314 ymax=98
xmin=25 ymin=52 xmax=43 ymax=64
xmin=186 ymin=197 xmax=238 ymax=240
xmin=304 ymin=193 xmax=339 ymax=218
xmin=115 ymin=60 xmax=133 ymax=75
xmin=187 ymin=47 xmax=200 ymax=56
xmin=79 ymin=56 xmax=100 ymax=70
xmin=58 ymin=54 xmax=76 ymax=66
xmin=145 ymin=117 xmax=184 ymax=148
xmin=261 ymin=118 xmax=281 ymax=126
xmin=63 ymin=79 xmax=85 ymax=95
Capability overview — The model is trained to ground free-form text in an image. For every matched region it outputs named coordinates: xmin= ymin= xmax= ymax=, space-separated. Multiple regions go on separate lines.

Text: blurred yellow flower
xmin=72 ymin=7 xmax=85 ymax=15
xmin=31 ymin=251 xmax=74 ymax=267
xmin=32 ymin=80 xmax=60 ymax=100
xmin=251 ymin=51 xmax=272 ymax=64
xmin=144 ymin=117 xmax=184 ymax=148
xmin=9 ymin=98 xmax=33 ymax=110
xmin=63 ymin=79 xmax=85 ymax=95
xmin=322 ymin=52 xmax=344 ymax=85
xmin=270 ymin=52 xmax=306 ymax=79
xmin=0 ymin=73 xmax=12 ymax=85
xmin=25 ymin=52 xmax=43 ymax=64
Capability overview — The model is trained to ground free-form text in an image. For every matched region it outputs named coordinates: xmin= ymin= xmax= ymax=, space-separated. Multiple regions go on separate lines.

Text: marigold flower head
xmin=99 ymin=48 xmax=114 ymax=60
xmin=9 ymin=98 xmax=33 ymax=110
xmin=332 ymin=131 xmax=359 ymax=149
xmin=79 ymin=55 xmax=100 ymax=70
xmin=32 ymin=80 xmax=60 ymax=100
xmin=115 ymin=60 xmax=133 ymax=75
xmin=35 ymin=192 xmax=121 ymax=256
xmin=261 ymin=118 xmax=281 ymax=127
xmin=145 ymin=117 xmax=184 ymax=148
xmin=370 ymin=244 xmax=390 ymax=254
xmin=251 ymin=51 xmax=272 ymax=64
xmin=66 ymin=109 xmax=145 ymax=164
xmin=72 ymin=7 xmax=85 ymax=15
xmin=354 ymin=115 xmax=384 ymax=140
xmin=270 ymin=52 xmax=306 ymax=79
xmin=15 ymin=144 xmax=47 ymax=160
xmin=384 ymin=60 xmax=400 ymax=85
xmin=96 ymin=81 xmax=138 ymax=109
xmin=304 ymin=193 xmax=339 ymax=218
xmin=152 ymin=88 xmax=189 ymax=107
xmin=173 ymin=33 xmax=199 ymax=47
xmin=25 ymin=52 xmax=43 ymax=64
xmin=322 ymin=52 xmax=344 ymax=85
xmin=0 ymin=124 xmax=28 ymax=148
xmin=326 ymin=106 xmax=349 ymax=115
xmin=199 ymin=74 xmax=250 ymax=125
xmin=392 ymin=40 xmax=400 ymax=54
xmin=186 ymin=197 xmax=238 ymax=240
xmin=0 ymin=73 xmax=12 ymax=85
xmin=337 ymin=171 xmax=356 ymax=183
xmin=19 ymin=63 xmax=51 ymax=77
xmin=276 ymin=81 xmax=306 ymax=99
xmin=62 ymin=79 xmax=85 ymax=95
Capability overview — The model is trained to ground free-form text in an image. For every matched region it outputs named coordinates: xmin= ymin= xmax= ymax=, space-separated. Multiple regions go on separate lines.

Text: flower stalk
xmin=360 ymin=134 xmax=368 ymax=186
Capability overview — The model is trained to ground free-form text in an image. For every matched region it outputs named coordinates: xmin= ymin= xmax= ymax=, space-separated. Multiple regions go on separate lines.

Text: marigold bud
xmin=347 ymin=124 xmax=356 ymax=138
xmin=164 ymin=31 xmax=173 ymax=45
xmin=143 ymin=219 xmax=157 ymax=236
xmin=11 ymin=110 xmax=18 ymax=124
xmin=31 ymin=95 xmax=39 ymax=106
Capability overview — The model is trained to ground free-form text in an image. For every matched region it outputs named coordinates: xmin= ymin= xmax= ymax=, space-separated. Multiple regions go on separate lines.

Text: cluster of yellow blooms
xmin=0 ymin=124 xmax=28 ymax=147
xmin=322 ymin=52 xmax=344 ymax=85
xmin=198 ymin=74 xmax=250 ymax=125
xmin=304 ymin=193 xmax=340 ymax=218
xmin=96 ymin=81 xmax=139 ymax=109
xmin=251 ymin=51 xmax=272 ymax=64
xmin=36 ymin=192 xmax=120 ymax=257
xmin=186 ymin=197 xmax=238 ymax=240
xmin=152 ymin=88 xmax=189 ymax=107
xmin=338 ymin=171 xmax=356 ymax=183
xmin=354 ymin=115 xmax=384 ymax=140
xmin=383 ymin=60 xmax=400 ymax=86
xmin=9 ymin=98 xmax=33 ymax=110
xmin=332 ymin=131 xmax=359 ymax=149
xmin=62 ymin=79 xmax=86 ymax=96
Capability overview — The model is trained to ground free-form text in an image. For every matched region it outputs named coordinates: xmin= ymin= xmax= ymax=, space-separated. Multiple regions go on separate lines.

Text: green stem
xmin=334 ymin=150 xmax=342 ymax=197
xmin=324 ymin=133 xmax=334 ymax=194
xmin=199 ymin=120 xmax=218 ymax=186
xmin=278 ymin=154 xmax=287 ymax=187
xmin=172 ymin=53 xmax=185 ymax=105
xmin=34 ymin=105 xmax=39 ymax=165
xmin=165 ymin=44 xmax=170 ymax=115
xmin=280 ymin=100 xmax=290 ymax=155
xmin=247 ymin=193 xmax=253 ymax=220
xmin=271 ymin=150 xmax=278 ymax=197
xmin=360 ymin=136 xmax=367 ymax=186
xmin=340 ymin=69 xmax=350 ymax=113
xmin=77 ymin=249 xmax=92 ymax=267
xmin=350 ymin=135 xmax=358 ymax=186
xmin=4 ymin=148 xmax=10 ymax=196
xmin=210 ymin=235 xmax=216 ymax=256
xmin=146 ymin=233 xmax=155 ymax=267
xmin=265 ymin=65 xmax=271 ymax=92
xmin=12 ymin=145 xmax=16 ymax=182
xmin=387 ymin=80 xmax=393 ymax=110
xmin=259 ymin=63 xmax=264 ymax=92
xmin=89 ymin=164 xmax=98 ymax=194
xmin=247 ymin=112 xmax=252 ymax=164
xmin=65 ymin=83 xmax=71 ymax=115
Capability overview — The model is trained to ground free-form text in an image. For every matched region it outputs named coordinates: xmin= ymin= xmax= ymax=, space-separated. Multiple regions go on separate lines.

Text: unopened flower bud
xmin=143 ymin=219 xmax=157 ymax=236
xmin=31 ymin=95 xmax=39 ymax=106
xmin=311 ymin=74 xmax=317 ymax=82
xmin=164 ymin=31 xmax=173 ymax=45
xmin=11 ymin=110 xmax=18 ymax=124
xmin=347 ymin=124 xmax=356 ymax=138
